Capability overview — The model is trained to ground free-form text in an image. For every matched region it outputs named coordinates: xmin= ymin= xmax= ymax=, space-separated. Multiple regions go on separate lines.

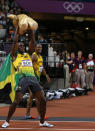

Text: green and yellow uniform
xmin=33 ymin=52 xmax=43 ymax=81
xmin=13 ymin=52 xmax=41 ymax=95
xmin=13 ymin=53 xmax=35 ymax=77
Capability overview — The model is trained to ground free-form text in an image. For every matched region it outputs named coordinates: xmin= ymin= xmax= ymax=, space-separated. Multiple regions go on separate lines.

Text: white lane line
xmin=1 ymin=120 xmax=95 ymax=123
xmin=0 ymin=128 xmax=95 ymax=130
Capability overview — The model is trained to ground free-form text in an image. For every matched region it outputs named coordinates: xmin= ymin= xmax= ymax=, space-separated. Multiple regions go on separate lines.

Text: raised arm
xmin=10 ymin=27 xmax=19 ymax=58
xmin=28 ymin=31 xmax=35 ymax=55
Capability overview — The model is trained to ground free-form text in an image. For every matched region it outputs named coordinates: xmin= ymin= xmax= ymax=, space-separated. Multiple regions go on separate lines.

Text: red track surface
xmin=0 ymin=90 xmax=95 ymax=131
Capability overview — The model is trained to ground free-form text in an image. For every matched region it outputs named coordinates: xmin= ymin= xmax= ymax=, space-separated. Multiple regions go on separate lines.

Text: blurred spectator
xmin=66 ymin=52 xmax=77 ymax=87
xmin=48 ymin=45 xmax=54 ymax=67
xmin=85 ymin=54 xmax=95 ymax=91
xmin=0 ymin=25 xmax=3 ymax=29
xmin=38 ymin=34 xmax=47 ymax=43
xmin=17 ymin=8 xmax=21 ymax=15
xmin=0 ymin=16 xmax=7 ymax=26
xmin=54 ymin=51 xmax=60 ymax=67
xmin=0 ymin=28 xmax=6 ymax=41
xmin=8 ymin=26 xmax=14 ymax=42
xmin=75 ymin=51 xmax=86 ymax=88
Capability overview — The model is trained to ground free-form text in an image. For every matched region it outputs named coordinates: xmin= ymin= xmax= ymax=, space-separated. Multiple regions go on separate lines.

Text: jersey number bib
xmin=22 ymin=60 xmax=32 ymax=67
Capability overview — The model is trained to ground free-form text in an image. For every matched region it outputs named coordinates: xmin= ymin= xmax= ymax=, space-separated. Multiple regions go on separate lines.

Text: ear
xmin=8 ymin=14 xmax=17 ymax=20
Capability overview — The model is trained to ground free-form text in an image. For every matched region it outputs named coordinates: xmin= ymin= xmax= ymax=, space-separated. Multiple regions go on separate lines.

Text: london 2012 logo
xmin=63 ymin=2 xmax=84 ymax=13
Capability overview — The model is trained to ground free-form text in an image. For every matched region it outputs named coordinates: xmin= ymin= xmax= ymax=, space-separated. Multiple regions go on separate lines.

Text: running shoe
xmin=39 ymin=121 xmax=54 ymax=127
xmin=2 ymin=121 xmax=9 ymax=128
xmin=24 ymin=115 xmax=35 ymax=119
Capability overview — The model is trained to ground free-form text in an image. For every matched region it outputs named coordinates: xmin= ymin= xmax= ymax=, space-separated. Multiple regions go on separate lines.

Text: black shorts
xmin=17 ymin=76 xmax=41 ymax=94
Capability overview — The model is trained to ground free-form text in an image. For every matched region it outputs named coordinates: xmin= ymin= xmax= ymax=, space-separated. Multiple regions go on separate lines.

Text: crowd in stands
xmin=48 ymin=48 xmax=95 ymax=90
xmin=0 ymin=0 xmax=24 ymax=45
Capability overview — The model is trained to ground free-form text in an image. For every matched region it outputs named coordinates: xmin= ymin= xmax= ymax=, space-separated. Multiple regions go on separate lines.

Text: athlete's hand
xmin=46 ymin=75 xmax=51 ymax=83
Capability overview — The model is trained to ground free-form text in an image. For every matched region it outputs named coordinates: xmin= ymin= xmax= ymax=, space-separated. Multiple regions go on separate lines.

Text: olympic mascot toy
xmin=8 ymin=14 xmax=38 ymax=34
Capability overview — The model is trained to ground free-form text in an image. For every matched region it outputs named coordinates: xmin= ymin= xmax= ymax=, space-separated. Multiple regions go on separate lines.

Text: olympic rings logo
xmin=63 ymin=2 xmax=84 ymax=13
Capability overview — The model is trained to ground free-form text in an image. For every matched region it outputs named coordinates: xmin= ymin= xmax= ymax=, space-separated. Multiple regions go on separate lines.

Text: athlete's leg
xmin=34 ymin=90 xmax=46 ymax=124
xmin=6 ymin=91 xmax=23 ymax=122
xmin=26 ymin=91 xmax=33 ymax=116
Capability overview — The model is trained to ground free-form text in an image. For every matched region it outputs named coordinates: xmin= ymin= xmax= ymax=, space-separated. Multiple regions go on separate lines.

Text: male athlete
xmin=2 ymin=28 xmax=53 ymax=128
xmin=25 ymin=43 xmax=50 ymax=119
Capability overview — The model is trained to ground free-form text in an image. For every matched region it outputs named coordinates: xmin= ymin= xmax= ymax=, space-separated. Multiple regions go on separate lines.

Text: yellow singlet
xmin=33 ymin=52 xmax=43 ymax=79
xmin=13 ymin=53 xmax=35 ymax=77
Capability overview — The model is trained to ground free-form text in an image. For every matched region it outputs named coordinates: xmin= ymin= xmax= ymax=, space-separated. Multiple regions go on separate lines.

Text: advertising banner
xmin=15 ymin=0 xmax=95 ymax=15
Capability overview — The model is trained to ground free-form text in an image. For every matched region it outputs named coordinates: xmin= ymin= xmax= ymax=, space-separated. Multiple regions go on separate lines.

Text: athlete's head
xmin=18 ymin=42 xmax=25 ymax=54
xmin=35 ymin=44 xmax=42 ymax=54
